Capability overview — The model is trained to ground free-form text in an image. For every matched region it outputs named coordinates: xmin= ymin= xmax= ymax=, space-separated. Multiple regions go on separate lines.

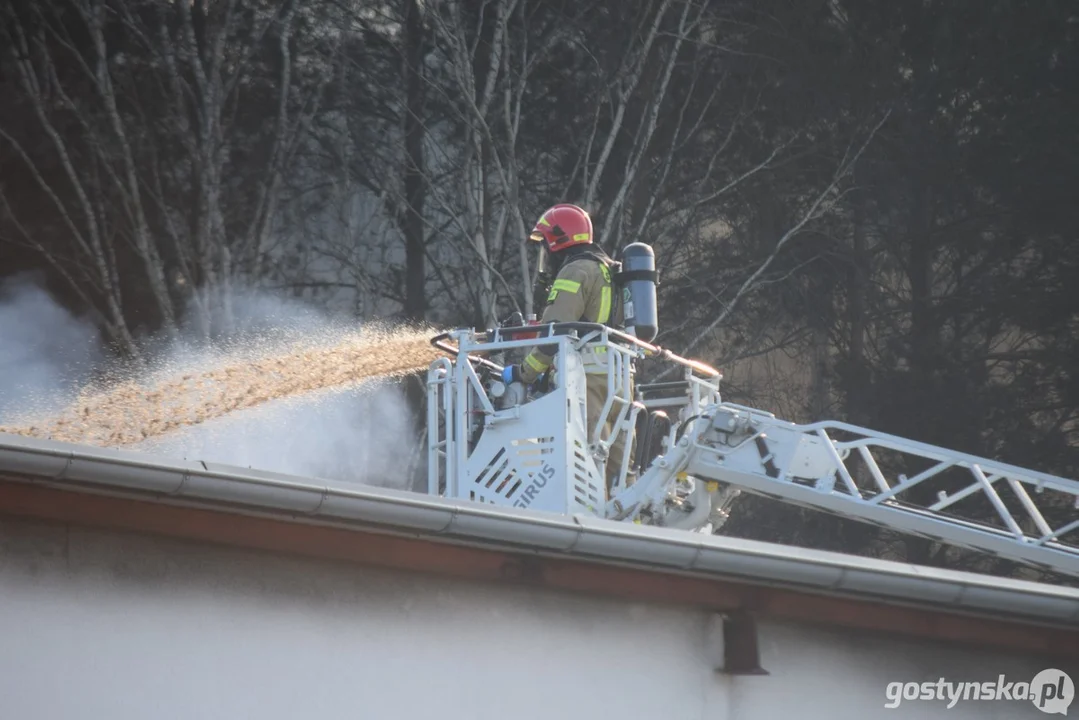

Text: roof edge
xmin=1 ymin=432 xmax=1077 ymax=633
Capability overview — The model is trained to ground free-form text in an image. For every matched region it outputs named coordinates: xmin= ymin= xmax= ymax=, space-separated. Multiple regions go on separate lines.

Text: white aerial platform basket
xmin=460 ymin=343 xmax=605 ymax=514
xmin=427 ymin=328 xmax=617 ymax=517
xmin=426 ymin=323 xmax=724 ymax=521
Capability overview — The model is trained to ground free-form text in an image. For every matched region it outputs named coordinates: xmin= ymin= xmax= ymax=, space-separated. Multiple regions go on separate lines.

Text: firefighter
xmin=501 ymin=203 xmax=636 ymax=489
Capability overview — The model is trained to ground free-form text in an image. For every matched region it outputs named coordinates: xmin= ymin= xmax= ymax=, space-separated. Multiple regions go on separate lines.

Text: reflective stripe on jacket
xmin=519 ymin=255 xmax=624 ymax=384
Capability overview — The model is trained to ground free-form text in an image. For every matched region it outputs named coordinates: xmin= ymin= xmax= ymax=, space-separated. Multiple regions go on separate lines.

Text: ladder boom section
xmin=615 ymin=404 xmax=1079 ymax=578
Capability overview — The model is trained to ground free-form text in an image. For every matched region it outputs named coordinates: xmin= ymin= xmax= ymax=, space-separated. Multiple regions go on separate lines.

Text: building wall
xmin=0 ymin=515 xmax=1072 ymax=720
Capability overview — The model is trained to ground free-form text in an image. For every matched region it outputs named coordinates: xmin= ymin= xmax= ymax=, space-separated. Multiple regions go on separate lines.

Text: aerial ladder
xmin=426 ymin=322 xmax=1079 ymax=580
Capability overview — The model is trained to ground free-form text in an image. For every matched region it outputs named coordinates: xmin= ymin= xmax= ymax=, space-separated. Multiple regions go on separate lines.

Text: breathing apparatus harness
xmin=531 ymin=241 xmax=659 ymax=343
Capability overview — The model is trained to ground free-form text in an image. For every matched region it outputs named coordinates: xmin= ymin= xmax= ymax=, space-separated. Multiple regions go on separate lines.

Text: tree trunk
xmin=403 ymin=0 xmax=427 ymax=322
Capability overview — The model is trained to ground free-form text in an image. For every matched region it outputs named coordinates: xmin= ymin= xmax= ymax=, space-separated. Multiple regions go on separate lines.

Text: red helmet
xmin=528 ymin=203 xmax=593 ymax=253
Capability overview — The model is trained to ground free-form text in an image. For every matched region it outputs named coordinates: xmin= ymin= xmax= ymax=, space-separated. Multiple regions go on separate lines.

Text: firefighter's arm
xmin=518 ymin=265 xmax=589 ymax=384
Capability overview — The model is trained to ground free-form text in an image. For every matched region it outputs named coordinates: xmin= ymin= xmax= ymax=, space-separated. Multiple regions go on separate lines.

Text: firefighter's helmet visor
xmin=535 ymin=243 xmax=551 ymax=274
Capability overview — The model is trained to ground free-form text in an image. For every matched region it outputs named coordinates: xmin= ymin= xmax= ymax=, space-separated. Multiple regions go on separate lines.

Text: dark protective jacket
xmin=519 ymin=246 xmax=624 ymax=384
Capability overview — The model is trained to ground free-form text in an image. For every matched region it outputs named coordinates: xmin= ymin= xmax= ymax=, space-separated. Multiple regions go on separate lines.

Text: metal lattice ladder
xmin=662 ymin=406 xmax=1079 ymax=578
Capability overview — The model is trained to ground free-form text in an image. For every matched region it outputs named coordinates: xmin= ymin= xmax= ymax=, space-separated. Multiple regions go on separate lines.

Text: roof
xmin=2 ymin=431 xmax=1078 ymax=660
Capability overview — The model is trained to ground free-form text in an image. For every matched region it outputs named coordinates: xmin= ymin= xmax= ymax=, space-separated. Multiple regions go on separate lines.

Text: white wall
xmin=0 ymin=515 xmax=1072 ymax=720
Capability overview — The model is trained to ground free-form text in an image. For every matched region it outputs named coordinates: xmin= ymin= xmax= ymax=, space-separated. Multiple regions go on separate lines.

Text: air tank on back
xmin=617 ymin=242 xmax=659 ymax=342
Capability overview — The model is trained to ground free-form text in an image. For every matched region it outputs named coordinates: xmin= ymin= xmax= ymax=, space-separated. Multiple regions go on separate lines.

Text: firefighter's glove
xmin=502 ymin=364 xmax=523 ymax=386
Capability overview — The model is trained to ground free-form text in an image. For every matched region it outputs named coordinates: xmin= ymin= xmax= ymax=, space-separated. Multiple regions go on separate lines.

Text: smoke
xmin=0 ymin=275 xmax=103 ymax=421
xmin=0 ymin=276 xmax=422 ymax=490
xmin=131 ymin=381 xmax=420 ymax=490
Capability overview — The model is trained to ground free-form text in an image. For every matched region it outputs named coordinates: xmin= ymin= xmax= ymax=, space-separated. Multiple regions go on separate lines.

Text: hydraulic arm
xmin=611 ymin=403 xmax=1079 ymax=578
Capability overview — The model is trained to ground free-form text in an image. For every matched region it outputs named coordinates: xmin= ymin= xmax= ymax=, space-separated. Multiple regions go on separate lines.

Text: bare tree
xmin=425 ymin=0 xmax=751 ymax=325
xmin=656 ymin=109 xmax=893 ymax=379
xmin=426 ymin=0 xmax=530 ymax=327
xmin=0 ymin=0 xmax=334 ymax=351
